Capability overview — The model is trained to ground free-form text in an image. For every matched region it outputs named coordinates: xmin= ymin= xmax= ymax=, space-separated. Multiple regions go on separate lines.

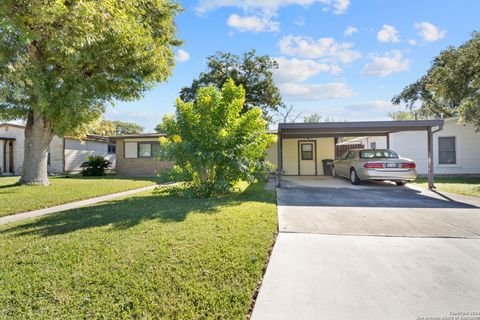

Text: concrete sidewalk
xmin=0 ymin=184 xmax=157 ymax=226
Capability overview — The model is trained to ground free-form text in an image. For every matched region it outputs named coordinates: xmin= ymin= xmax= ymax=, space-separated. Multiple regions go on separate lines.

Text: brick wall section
xmin=116 ymin=138 xmax=173 ymax=176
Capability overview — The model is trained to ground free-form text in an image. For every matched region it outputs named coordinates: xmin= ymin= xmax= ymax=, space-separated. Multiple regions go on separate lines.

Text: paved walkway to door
xmin=252 ymin=176 xmax=480 ymax=320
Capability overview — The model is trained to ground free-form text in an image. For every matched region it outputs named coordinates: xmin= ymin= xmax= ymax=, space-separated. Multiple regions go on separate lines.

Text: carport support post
xmin=427 ymin=127 xmax=434 ymax=189
xmin=276 ymin=135 xmax=283 ymax=188
xmin=386 ymin=133 xmax=390 ymax=149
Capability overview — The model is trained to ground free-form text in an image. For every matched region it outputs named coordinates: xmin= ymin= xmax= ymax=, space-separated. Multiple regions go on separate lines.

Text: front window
xmin=138 ymin=142 xmax=160 ymax=158
xmin=138 ymin=143 xmax=152 ymax=157
xmin=438 ymin=137 xmax=456 ymax=164
xmin=107 ymin=144 xmax=116 ymax=154
xmin=301 ymin=143 xmax=313 ymax=160
xmin=360 ymin=149 xmax=399 ymax=159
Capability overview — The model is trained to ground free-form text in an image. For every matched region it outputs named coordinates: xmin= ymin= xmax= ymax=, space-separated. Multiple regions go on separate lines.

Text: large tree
xmin=159 ymin=79 xmax=274 ymax=197
xmin=392 ymin=31 xmax=480 ymax=130
xmin=0 ymin=0 xmax=181 ymax=185
xmin=179 ymin=50 xmax=283 ymax=121
xmin=90 ymin=120 xmax=144 ymax=136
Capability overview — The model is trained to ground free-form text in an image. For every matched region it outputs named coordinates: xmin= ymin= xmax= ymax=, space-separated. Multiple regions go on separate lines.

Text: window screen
xmin=438 ymin=137 xmax=456 ymax=164
xmin=301 ymin=143 xmax=314 ymax=160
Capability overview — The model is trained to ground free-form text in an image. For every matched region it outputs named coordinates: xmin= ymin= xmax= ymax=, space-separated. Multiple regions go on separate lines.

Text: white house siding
xmin=338 ymin=136 xmax=387 ymax=149
xmin=0 ymin=125 xmax=25 ymax=174
xmin=390 ymin=118 xmax=480 ymax=175
xmin=48 ymin=136 xmax=64 ymax=174
xmin=64 ymin=138 xmax=116 ymax=172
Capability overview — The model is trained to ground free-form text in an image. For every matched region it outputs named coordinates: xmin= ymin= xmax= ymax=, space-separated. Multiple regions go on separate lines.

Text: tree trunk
xmin=19 ymin=109 xmax=54 ymax=186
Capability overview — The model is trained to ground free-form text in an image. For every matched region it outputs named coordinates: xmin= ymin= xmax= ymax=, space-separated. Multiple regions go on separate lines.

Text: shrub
xmin=157 ymin=79 xmax=274 ymax=197
xmin=80 ymin=156 xmax=111 ymax=176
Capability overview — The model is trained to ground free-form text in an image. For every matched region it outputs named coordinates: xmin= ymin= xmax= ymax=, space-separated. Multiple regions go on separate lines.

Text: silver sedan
xmin=333 ymin=149 xmax=417 ymax=186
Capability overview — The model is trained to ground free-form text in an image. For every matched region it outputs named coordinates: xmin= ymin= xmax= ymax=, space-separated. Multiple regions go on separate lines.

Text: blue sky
xmin=107 ymin=0 xmax=480 ymax=131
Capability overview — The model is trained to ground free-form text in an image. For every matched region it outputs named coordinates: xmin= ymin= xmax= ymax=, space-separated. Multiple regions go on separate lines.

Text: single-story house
xmin=0 ymin=123 xmax=116 ymax=175
xmin=265 ymin=120 xmax=445 ymax=188
xmin=113 ymin=133 xmax=173 ymax=176
xmin=337 ymin=118 xmax=480 ymax=175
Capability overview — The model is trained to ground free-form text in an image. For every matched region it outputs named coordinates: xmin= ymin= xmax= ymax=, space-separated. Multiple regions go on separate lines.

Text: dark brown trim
xmin=8 ymin=141 xmax=13 ymax=173
xmin=297 ymin=140 xmax=317 ymax=176
xmin=3 ymin=140 xmax=7 ymax=173
xmin=62 ymin=138 xmax=66 ymax=172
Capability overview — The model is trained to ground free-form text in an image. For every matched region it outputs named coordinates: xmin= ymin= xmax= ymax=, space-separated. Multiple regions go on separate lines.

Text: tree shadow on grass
xmin=1 ymin=182 xmax=275 ymax=238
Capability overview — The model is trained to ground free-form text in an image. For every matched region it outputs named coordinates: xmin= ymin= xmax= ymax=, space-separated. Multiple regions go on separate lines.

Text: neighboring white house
xmin=339 ymin=118 xmax=480 ymax=175
xmin=0 ymin=123 xmax=116 ymax=175
xmin=337 ymin=136 xmax=387 ymax=149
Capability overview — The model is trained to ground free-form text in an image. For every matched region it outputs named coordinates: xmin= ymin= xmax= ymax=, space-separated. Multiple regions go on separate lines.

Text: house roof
xmin=278 ymin=120 xmax=444 ymax=138
xmin=0 ymin=123 xmax=26 ymax=129
xmin=111 ymin=133 xmax=166 ymax=139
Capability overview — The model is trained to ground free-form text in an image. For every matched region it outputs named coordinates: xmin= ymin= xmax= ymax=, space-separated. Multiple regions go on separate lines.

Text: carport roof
xmin=278 ymin=120 xmax=444 ymax=138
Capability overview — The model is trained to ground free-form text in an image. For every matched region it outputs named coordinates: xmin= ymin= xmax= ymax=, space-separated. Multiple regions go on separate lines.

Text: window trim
xmin=438 ymin=136 xmax=457 ymax=165
xmin=300 ymin=143 xmax=314 ymax=160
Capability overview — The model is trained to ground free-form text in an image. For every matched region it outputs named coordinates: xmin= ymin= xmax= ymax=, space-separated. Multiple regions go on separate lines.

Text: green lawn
xmin=0 ymin=182 xmax=277 ymax=319
xmin=410 ymin=176 xmax=480 ymax=197
xmin=0 ymin=176 xmax=161 ymax=217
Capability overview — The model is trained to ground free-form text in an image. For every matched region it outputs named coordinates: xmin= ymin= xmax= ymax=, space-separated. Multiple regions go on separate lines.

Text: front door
xmin=299 ymin=141 xmax=316 ymax=175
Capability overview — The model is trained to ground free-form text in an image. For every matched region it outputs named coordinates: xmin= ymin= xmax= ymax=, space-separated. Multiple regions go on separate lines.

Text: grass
xmin=0 ymin=182 xmax=277 ymax=319
xmin=410 ymin=176 xmax=480 ymax=197
xmin=0 ymin=176 xmax=162 ymax=217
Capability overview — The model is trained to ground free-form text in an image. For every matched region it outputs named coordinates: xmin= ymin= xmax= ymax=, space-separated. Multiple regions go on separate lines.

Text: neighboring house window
xmin=438 ymin=137 xmax=456 ymax=164
xmin=301 ymin=143 xmax=313 ymax=160
xmin=108 ymin=144 xmax=116 ymax=154
xmin=370 ymin=142 xmax=376 ymax=149
xmin=138 ymin=142 xmax=160 ymax=158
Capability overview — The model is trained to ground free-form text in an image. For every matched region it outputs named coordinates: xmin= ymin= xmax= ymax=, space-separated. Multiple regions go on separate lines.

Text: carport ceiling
xmin=278 ymin=120 xmax=444 ymax=138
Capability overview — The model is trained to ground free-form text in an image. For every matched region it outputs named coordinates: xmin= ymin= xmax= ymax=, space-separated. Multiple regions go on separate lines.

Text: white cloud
xmin=278 ymin=35 xmax=361 ymax=63
xmin=294 ymin=16 xmax=305 ymax=26
xmin=361 ymin=50 xmax=411 ymax=77
xmin=273 ymin=57 xmax=342 ymax=83
xmin=227 ymin=14 xmax=279 ymax=32
xmin=333 ymin=0 xmax=350 ymax=14
xmin=377 ymin=25 xmax=400 ymax=43
xmin=344 ymin=26 xmax=358 ymax=37
xmin=175 ymin=49 xmax=190 ymax=63
xmin=195 ymin=0 xmax=351 ymax=15
xmin=414 ymin=22 xmax=446 ymax=42
xmin=279 ymin=82 xmax=355 ymax=100
xmin=408 ymin=39 xmax=418 ymax=46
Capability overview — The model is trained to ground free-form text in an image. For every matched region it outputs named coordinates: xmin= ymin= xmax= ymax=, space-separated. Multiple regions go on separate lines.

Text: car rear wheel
xmin=350 ymin=168 xmax=360 ymax=185
xmin=395 ymin=181 xmax=407 ymax=186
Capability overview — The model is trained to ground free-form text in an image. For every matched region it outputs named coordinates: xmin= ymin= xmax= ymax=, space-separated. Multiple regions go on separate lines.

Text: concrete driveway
xmin=252 ymin=176 xmax=480 ymax=320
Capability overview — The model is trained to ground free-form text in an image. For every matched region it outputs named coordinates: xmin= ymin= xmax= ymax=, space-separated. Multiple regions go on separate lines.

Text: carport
xmin=276 ymin=120 xmax=444 ymax=189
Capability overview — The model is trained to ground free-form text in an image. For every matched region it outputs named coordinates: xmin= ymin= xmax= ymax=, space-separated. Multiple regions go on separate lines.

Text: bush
xmin=157 ymin=79 xmax=274 ymax=197
xmin=80 ymin=156 xmax=111 ymax=176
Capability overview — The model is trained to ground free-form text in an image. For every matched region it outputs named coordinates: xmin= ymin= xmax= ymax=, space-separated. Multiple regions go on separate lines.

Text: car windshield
xmin=359 ymin=149 xmax=399 ymax=159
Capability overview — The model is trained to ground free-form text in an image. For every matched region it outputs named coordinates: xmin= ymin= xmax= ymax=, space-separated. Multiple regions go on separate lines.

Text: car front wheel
xmin=350 ymin=168 xmax=361 ymax=185
xmin=395 ymin=181 xmax=407 ymax=186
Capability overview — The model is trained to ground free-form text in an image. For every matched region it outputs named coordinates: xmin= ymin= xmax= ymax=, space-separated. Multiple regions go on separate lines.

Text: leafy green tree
xmin=393 ymin=31 xmax=480 ymax=130
xmin=90 ymin=120 xmax=144 ymax=136
xmin=388 ymin=110 xmax=434 ymax=120
xmin=154 ymin=122 xmax=167 ymax=133
xmin=303 ymin=113 xmax=322 ymax=123
xmin=0 ymin=0 xmax=181 ymax=185
xmin=159 ymin=79 xmax=274 ymax=197
xmin=179 ymin=50 xmax=282 ymax=121
xmin=111 ymin=121 xmax=144 ymax=135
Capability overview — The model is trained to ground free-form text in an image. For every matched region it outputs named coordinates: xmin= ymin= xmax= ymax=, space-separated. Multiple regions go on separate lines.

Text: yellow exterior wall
xmin=316 ymin=138 xmax=335 ymax=175
xmin=265 ymin=141 xmax=277 ymax=169
xmin=264 ymin=137 xmax=335 ymax=175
